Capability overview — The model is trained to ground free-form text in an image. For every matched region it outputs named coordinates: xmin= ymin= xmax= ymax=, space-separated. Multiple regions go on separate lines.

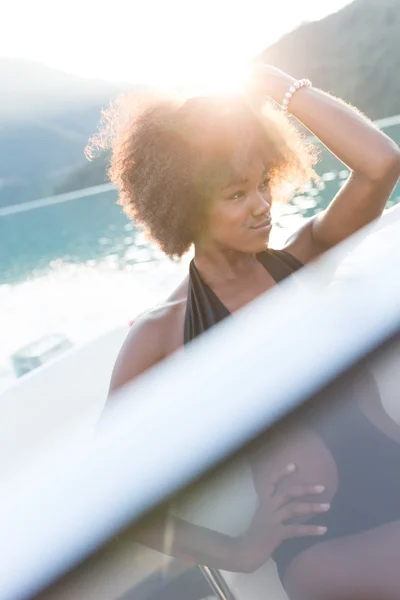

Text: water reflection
xmin=1 ymin=167 xmax=399 ymax=285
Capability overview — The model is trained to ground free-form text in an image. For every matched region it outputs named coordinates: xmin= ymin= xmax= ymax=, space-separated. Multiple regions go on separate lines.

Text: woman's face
xmin=204 ymin=157 xmax=272 ymax=254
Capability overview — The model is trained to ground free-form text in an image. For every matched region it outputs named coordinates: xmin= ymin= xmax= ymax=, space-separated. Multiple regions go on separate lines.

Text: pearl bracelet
xmin=281 ymin=78 xmax=312 ymax=113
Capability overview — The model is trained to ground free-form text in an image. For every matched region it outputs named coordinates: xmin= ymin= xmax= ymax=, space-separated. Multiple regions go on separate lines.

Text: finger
xmin=273 ymin=484 xmax=326 ymax=509
xmin=284 ymin=524 xmax=328 ymax=539
xmin=277 ymin=502 xmax=330 ymax=523
xmin=266 ymin=464 xmax=297 ymax=496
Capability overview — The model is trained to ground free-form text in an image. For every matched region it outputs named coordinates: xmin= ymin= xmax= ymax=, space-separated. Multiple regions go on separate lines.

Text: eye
xmin=259 ymin=176 xmax=271 ymax=189
xmin=227 ymin=190 xmax=246 ymax=200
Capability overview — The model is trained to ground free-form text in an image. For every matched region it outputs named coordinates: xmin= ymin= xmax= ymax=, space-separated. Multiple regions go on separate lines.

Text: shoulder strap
xmin=184 ymin=260 xmax=230 ymax=345
xmin=184 ymin=250 xmax=303 ymax=345
xmin=257 ymin=249 xmax=303 ymax=283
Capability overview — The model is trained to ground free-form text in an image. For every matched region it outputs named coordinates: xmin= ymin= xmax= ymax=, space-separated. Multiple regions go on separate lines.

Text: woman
xmin=100 ymin=66 xmax=400 ymax=598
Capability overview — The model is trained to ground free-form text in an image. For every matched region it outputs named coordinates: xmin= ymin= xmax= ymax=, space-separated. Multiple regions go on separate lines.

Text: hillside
xmin=56 ymin=0 xmax=400 ymax=196
xmin=0 ymin=59 xmax=128 ymax=207
xmin=258 ymin=0 xmax=400 ymax=120
xmin=1 ymin=0 xmax=400 ymax=205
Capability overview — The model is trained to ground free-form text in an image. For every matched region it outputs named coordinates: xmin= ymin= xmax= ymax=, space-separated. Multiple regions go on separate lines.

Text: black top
xmin=273 ymin=372 xmax=400 ymax=579
xmin=183 ymin=248 xmax=400 ymax=582
xmin=184 ymin=249 xmax=303 ymax=343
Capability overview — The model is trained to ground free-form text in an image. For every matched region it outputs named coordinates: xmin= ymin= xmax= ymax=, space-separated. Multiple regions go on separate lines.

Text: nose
xmin=250 ymin=189 xmax=271 ymax=217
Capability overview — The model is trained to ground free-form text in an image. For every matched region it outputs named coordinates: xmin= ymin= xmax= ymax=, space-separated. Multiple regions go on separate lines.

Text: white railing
xmin=0 ymin=183 xmax=115 ymax=218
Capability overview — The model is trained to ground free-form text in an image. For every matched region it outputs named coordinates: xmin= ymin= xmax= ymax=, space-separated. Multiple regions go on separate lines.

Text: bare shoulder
xmin=109 ymin=276 xmax=188 ymax=393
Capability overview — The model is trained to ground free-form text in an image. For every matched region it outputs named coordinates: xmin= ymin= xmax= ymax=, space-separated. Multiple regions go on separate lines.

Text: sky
xmin=2 ymin=0 xmax=352 ymax=89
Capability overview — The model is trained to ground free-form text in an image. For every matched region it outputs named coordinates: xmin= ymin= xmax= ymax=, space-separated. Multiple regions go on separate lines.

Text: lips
xmin=251 ymin=216 xmax=272 ymax=230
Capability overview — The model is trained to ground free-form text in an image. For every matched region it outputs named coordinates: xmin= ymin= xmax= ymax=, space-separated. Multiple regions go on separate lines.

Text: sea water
xmin=1 ymin=140 xmax=399 ymax=392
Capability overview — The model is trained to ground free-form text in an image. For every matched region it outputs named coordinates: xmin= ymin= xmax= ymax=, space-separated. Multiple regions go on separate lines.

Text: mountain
xmin=0 ymin=59 xmax=129 ymax=207
xmin=0 ymin=58 xmax=126 ymax=125
xmin=54 ymin=0 xmax=400 ymax=197
xmin=1 ymin=0 xmax=400 ymax=206
xmin=258 ymin=0 xmax=400 ymax=120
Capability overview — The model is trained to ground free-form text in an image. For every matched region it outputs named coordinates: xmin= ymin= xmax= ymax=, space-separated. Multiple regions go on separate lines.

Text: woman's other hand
xmin=234 ymin=464 xmax=329 ymax=573
xmin=245 ymin=64 xmax=296 ymax=107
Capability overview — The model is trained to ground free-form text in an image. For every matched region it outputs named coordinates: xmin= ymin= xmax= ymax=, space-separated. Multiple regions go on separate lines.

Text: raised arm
xmin=251 ymin=66 xmax=400 ymax=263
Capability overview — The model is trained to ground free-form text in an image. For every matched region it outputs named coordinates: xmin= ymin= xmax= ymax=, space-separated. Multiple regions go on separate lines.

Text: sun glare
xmin=181 ymin=60 xmax=250 ymax=96
xmin=138 ymin=41 xmax=252 ymax=98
